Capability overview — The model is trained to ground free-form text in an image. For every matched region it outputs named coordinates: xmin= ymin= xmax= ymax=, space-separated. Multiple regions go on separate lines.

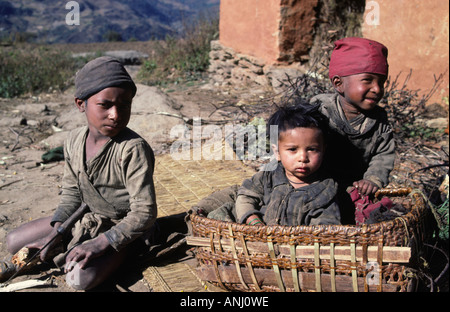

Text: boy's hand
xmin=64 ymin=234 xmax=111 ymax=272
xmin=353 ymin=179 xmax=379 ymax=196
xmin=26 ymin=222 xmax=63 ymax=262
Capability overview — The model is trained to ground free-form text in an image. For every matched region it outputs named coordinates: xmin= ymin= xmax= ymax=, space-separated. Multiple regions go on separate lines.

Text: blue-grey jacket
xmin=312 ymin=93 xmax=395 ymax=189
xmin=235 ymin=162 xmax=341 ymax=226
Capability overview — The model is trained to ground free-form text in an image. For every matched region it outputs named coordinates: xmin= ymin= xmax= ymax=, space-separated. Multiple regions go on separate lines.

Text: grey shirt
xmin=51 ymin=126 xmax=157 ymax=251
xmin=235 ymin=162 xmax=341 ymax=226
xmin=312 ymin=93 xmax=395 ymax=188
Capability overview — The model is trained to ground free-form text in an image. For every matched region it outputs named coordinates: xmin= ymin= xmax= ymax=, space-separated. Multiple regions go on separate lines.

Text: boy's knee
xmin=64 ymin=248 xmax=125 ymax=290
xmin=65 ymin=264 xmax=97 ymax=291
xmin=5 ymin=232 xmax=19 ymax=254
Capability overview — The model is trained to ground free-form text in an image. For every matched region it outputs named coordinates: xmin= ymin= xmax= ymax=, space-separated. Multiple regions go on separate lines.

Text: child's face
xmin=273 ymin=127 xmax=325 ymax=185
xmin=76 ymin=87 xmax=133 ymax=138
xmin=333 ymin=73 xmax=386 ymax=112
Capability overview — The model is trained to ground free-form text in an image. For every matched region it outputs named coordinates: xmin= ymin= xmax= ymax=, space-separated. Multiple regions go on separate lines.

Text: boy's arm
xmin=235 ymin=195 xmax=264 ymax=224
xmin=51 ymin=143 xmax=83 ymax=225
xmin=363 ymin=121 xmax=395 ymax=188
xmin=235 ymin=171 xmax=266 ymax=224
xmin=103 ymin=142 xmax=157 ymax=251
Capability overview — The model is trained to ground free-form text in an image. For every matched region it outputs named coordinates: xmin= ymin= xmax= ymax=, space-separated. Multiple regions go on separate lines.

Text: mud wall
xmin=214 ymin=0 xmax=449 ymax=105
xmin=219 ymin=0 xmax=281 ymax=64
xmin=362 ymin=0 xmax=449 ymax=105
xmin=219 ymin=0 xmax=319 ymax=64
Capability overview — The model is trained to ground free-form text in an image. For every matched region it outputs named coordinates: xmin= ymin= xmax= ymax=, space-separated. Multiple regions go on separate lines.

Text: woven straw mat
xmin=142 ymin=151 xmax=256 ymax=292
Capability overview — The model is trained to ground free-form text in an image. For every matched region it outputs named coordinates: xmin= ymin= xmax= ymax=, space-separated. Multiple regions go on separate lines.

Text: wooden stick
xmin=187 ymin=236 xmax=411 ymax=263
xmin=195 ymin=264 xmax=400 ymax=292
xmin=0 ymin=278 xmax=54 ymax=292
xmin=0 ymin=179 xmax=22 ymax=190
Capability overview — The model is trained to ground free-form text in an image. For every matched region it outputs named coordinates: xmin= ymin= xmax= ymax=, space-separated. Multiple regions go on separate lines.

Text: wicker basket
xmin=186 ymin=187 xmax=427 ymax=292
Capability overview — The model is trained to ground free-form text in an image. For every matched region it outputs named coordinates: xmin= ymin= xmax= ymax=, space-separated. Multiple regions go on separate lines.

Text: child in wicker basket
xmin=193 ymin=100 xmax=341 ymax=226
xmin=235 ymin=100 xmax=341 ymax=226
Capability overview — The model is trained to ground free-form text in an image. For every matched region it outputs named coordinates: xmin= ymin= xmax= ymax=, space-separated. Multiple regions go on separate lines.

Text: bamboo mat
xmin=152 ymin=151 xmax=255 ymax=217
xmin=142 ymin=150 xmax=255 ymax=292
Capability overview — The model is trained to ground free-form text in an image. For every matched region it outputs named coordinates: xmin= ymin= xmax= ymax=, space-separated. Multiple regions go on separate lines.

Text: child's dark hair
xmin=268 ymin=98 xmax=329 ymax=139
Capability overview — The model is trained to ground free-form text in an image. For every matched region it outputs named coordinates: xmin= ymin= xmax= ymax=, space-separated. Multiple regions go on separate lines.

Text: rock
xmin=208 ymin=40 xmax=310 ymax=92
xmin=55 ymin=106 xmax=86 ymax=131
xmin=425 ymin=118 xmax=448 ymax=129
xmin=264 ymin=64 xmax=306 ymax=92
xmin=72 ymin=50 xmax=149 ymax=65
xmin=39 ymin=131 xmax=70 ymax=149
xmin=0 ymin=117 xmax=24 ymax=127
xmin=128 ymin=84 xmax=184 ymax=146
xmin=103 ymin=50 xmax=149 ymax=65
xmin=423 ymin=103 xmax=448 ymax=119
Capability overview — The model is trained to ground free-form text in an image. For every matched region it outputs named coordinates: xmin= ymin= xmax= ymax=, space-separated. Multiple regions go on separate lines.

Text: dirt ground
xmin=0 ymin=53 xmax=448 ymax=292
xmin=0 ymin=77 xmax=275 ymax=292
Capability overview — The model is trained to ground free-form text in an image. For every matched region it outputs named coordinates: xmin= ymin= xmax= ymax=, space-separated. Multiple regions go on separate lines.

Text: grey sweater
xmin=51 ymin=126 xmax=157 ymax=251
xmin=312 ymin=93 xmax=395 ymax=189
xmin=235 ymin=162 xmax=341 ymax=226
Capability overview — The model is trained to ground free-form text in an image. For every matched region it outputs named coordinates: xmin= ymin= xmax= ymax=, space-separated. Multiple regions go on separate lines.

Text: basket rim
xmin=188 ymin=187 xmax=425 ymax=238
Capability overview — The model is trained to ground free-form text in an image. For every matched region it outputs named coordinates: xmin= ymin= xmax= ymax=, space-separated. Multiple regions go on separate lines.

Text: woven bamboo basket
xmin=186 ymin=187 xmax=427 ymax=292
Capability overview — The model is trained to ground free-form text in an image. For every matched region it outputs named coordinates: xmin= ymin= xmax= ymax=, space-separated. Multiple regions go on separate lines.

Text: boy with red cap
xmin=311 ymin=37 xmax=395 ymax=223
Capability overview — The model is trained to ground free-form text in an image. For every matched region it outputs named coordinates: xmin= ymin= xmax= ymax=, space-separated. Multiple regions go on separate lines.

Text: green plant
xmin=402 ymin=124 xmax=446 ymax=141
xmin=103 ymin=30 xmax=123 ymax=42
xmin=136 ymin=14 xmax=219 ymax=86
xmin=380 ymin=70 xmax=446 ymax=141
xmin=0 ymin=45 xmax=79 ymax=98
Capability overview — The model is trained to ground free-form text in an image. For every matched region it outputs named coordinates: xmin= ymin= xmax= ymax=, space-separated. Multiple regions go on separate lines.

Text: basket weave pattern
xmin=188 ymin=188 xmax=426 ymax=292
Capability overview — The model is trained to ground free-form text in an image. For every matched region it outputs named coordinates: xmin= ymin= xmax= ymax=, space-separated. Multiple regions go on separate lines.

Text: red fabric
xmin=329 ymin=37 xmax=389 ymax=79
xmin=350 ymin=188 xmax=393 ymax=225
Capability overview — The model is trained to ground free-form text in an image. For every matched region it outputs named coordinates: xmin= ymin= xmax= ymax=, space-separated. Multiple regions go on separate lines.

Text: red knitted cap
xmin=328 ymin=37 xmax=388 ymax=79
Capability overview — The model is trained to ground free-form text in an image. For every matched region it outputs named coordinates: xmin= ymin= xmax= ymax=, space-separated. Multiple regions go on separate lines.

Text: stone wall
xmin=208 ymin=40 xmax=305 ymax=90
xmin=210 ymin=0 xmax=321 ymax=90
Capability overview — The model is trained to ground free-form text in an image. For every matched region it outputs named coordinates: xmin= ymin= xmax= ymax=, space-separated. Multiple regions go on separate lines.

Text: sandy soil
xmin=0 ymin=79 xmax=274 ymax=292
